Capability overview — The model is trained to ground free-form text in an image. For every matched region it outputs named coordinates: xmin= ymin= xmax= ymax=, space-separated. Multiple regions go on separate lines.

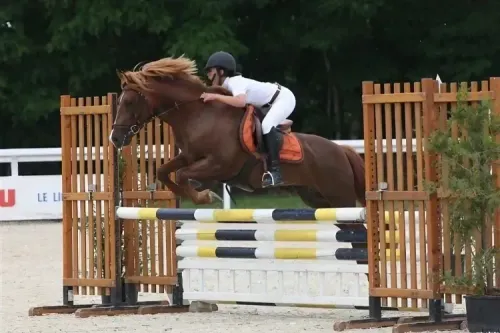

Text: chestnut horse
xmin=110 ymin=56 xmax=365 ymax=213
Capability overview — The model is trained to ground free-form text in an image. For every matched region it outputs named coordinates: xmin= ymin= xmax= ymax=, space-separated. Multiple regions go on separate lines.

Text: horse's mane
xmin=117 ymin=55 xmax=232 ymax=96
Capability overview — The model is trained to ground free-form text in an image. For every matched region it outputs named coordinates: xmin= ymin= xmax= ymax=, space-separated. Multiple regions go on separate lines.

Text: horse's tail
xmin=342 ymin=145 xmax=366 ymax=207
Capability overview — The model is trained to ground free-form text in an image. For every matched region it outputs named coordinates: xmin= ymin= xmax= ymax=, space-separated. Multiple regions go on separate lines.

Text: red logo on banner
xmin=0 ymin=189 xmax=16 ymax=207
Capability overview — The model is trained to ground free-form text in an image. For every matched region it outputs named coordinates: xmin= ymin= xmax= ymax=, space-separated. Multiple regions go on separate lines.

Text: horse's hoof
xmin=208 ymin=191 xmax=223 ymax=203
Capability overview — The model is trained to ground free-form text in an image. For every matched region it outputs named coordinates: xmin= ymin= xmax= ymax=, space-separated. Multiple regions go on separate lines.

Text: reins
xmin=112 ymin=88 xmax=200 ymax=137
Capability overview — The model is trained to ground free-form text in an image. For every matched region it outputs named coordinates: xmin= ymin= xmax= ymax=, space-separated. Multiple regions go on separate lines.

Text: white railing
xmin=0 ymin=139 xmax=418 ymax=176
xmin=0 ymin=146 xmax=174 ymax=177
xmin=0 ymin=139 xmax=418 ymax=221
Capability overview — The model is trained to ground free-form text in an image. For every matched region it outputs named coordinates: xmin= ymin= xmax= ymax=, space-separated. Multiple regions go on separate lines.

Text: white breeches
xmin=261 ymin=86 xmax=296 ymax=134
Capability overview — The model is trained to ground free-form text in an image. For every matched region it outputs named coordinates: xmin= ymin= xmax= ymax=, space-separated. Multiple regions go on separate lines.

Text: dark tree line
xmin=2 ymin=0 xmax=500 ymax=148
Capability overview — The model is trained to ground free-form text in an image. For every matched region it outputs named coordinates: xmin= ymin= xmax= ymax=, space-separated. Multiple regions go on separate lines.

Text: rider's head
xmin=204 ymin=51 xmax=237 ymax=86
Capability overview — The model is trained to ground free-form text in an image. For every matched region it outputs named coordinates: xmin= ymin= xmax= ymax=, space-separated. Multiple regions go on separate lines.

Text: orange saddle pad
xmin=239 ymin=106 xmax=303 ymax=163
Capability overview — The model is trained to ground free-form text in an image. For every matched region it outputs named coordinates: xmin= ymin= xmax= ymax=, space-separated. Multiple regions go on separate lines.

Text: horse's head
xmin=110 ymin=56 xmax=207 ymax=148
xmin=110 ymin=83 xmax=156 ymax=148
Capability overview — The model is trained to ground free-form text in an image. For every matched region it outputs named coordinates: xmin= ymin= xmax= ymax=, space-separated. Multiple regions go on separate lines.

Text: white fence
xmin=0 ymin=139 xmax=417 ymax=222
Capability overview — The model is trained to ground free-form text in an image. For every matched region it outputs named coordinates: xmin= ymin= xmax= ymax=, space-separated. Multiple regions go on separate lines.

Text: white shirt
xmin=222 ymin=75 xmax=277 ymax=107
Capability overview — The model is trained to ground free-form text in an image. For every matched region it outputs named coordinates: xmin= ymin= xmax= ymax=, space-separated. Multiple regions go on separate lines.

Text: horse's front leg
xmin=156 ymin=153 xmax=189 ymax=198
xmin=177 ymin=156 xmax=224 ymax=205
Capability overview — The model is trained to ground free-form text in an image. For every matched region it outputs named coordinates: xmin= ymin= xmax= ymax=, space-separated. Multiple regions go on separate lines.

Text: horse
xmin=110 ymin=56 xmax=366 ymax=213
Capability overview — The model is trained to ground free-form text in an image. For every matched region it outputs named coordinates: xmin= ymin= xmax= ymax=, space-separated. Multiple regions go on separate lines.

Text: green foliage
xmin=3 ymin=0 xmax=500 ymax=148
xmin=441 ymin=248 xmax=498 ymax=296
xmin=427 ymin=86 xmax=500 ymax=294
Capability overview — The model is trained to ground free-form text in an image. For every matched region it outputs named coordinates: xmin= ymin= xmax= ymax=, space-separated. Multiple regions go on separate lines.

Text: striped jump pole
xmin=116 ymin=207 xmax=367 ymax=222
xmin=117 ymin=207 xmax=421 ymax=224
xmin=176 ymin=228 xmax=401 ymax=243
xmin=176 ymin=246 xmax=401 ymax=260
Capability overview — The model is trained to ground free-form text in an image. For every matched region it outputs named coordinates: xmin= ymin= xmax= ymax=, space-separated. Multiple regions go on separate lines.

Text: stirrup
xmin=262 ymin=171 xmax=274 ymax=183
xmin=261 ymin=171 xmax=282 ymax=187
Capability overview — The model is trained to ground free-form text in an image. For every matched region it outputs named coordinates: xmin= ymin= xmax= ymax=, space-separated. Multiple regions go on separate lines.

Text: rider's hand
xmin=200 ymin=93 xmax=217 ymax=102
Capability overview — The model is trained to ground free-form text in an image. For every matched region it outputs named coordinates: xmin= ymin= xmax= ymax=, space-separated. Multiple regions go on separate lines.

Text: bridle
xmin=113 ymin=86 xmax=199 ymax=138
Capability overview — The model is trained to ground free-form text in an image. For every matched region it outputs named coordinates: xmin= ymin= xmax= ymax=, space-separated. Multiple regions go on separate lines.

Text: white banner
xmin=1 ymin=176 xmax=63 ymax=221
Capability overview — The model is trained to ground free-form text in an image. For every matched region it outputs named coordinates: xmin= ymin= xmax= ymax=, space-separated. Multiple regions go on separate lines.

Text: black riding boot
xmin=262 ymin=127 xmax=284 ymax=187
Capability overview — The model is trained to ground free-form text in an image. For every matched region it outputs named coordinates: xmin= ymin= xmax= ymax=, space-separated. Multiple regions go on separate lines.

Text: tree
xmin=3 ymin=0 xmax=500 ymax=148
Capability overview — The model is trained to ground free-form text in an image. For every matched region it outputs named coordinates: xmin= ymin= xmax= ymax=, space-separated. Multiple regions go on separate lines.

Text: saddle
xmin=239 ymin=105 xmax=303 ymax=163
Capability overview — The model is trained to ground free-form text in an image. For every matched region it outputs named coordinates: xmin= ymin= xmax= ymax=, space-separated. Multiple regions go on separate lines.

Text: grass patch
xmin=180 ymin=193 xmax=307 ymax=209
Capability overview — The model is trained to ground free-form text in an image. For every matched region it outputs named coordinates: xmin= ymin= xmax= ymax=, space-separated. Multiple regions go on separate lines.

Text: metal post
xmin=223 ymin=183 xmax=231 ymax=209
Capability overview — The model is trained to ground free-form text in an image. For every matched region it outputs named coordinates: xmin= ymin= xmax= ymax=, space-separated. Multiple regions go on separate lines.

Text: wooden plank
xmin=459 ymin=82 xmax=473 ymax=289
xmin=363 ymin=93 xmax=425 ymax=104
xmin=93 ymin=96 xmax=104 ymax=296
xmin=414 ymin=82 xmax=427 ymax=306
xmin=63 ymin=278 xmax=116 ymax=287
xmin=166 ymin=124 xmax=177 ymax=297
xmin=481 ymin=81 xmax=493 ymax=291
xmin=450 ymin=82 xmax=462 ymax=304
xmin=394 ymin=83 xmax=408 ymax=308
xmin=107 ymin=93 xmax=117 ymax=298
xmin=438 ymin=82 xmax=452 ymax=305
xmin=365 ymin=191 xmax=428 ymax=201
xmin=129 ymin=132 xmax=140 ymax=289
xmin=61 ymin=105 xmax=111 ymax=115
xmin=369 ymin=287 xmax=433 ymax=299
xmin=471 ymin=82 xmax=485 ymax=289
xmin=63 ymin=192 xmax=113 ymax=201
xmin=147 ymin=121 xmax=156 ymax=293
xmin=139 ymin=127 xmax=148 ymax=292
xmin=491 ymin=78 xmax=500 ymax=290
xmin=122 ymin=143 xmax=135 ymax=295
xmin=121 ymin=191 xmax=176 ymax=200
xmin=61 ymin=95 xmax=73 ymax=292
xmin=404 ymin=82 xmax=418 ymax=309
xmin=77 ymin=97 xmax=88 ymax=295
xmin=70 ymin=97 xmax=79 ymax=295
xmin=434 ymin=90 xmax=493 ymax=102
xmin=362 ymin=81 xmax=379 ymax=297
xmin=101 ymin=95 xmax=111 ymax=293
xmin=155 ymin=118 xmax=165 ymax=294
xmin=374 ymin=83 xmax=388 ymax=306
xmin=383 ymin=82 xmax=398 ymax=308
xmin=124 ymin=276 xmax=178 ymax=285
xmin=86 ymin=96 xmax=95 ymax=295
xmin=422 ymin=78 xmax=441 ymax=299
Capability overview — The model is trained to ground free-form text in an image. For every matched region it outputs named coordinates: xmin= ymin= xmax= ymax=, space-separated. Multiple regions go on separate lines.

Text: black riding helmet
xmin=204 ymin=51 xmax=237 ymax=75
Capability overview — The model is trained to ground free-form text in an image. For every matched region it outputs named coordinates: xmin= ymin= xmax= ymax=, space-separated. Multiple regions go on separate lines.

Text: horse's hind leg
xmin=298 ymin=169 xmax=368 ymax=264
xmin=295 ymin=187 xmax=331 ymax=208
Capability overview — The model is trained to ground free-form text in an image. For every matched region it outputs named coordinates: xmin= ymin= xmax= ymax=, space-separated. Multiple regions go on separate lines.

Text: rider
xmin=200 ymin=51 xmax=297 ymax=188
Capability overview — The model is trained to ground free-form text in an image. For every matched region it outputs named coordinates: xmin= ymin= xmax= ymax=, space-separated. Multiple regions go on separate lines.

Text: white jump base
xmin=174 ymin=219 xmax=445 ymax=312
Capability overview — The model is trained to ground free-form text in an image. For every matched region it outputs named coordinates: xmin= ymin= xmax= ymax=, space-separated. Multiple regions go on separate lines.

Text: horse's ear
xmin=116 ymin=70 xmax=128 ymax=89
xmin=116 ymin=70 xmax=124 ymax=81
